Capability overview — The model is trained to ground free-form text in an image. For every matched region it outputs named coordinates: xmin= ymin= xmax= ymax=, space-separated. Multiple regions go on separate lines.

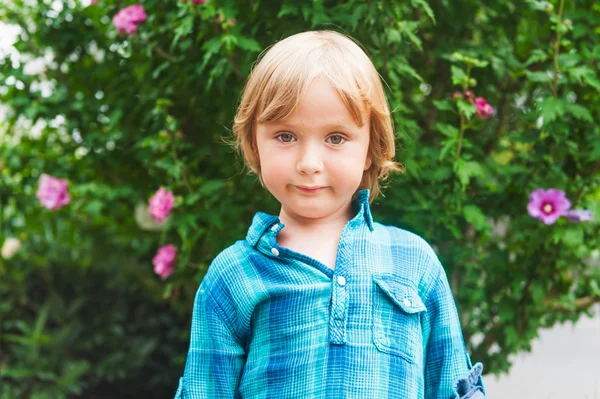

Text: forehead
xmin=253 ymin=34 xmax=374 ymax=127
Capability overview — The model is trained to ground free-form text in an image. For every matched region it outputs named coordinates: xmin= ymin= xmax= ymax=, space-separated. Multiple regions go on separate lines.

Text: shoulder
xmin=201 ymin=240 xmax=254 ymax=292
xmin=372 ymin=222 xmax=439 ymax=264
xmin=371 ymin=222 xmax=444 ymax=291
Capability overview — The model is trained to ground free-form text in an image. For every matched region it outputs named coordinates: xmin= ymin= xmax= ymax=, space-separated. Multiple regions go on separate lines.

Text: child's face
xmin=255 ymin=77 xmax=371 ymax=221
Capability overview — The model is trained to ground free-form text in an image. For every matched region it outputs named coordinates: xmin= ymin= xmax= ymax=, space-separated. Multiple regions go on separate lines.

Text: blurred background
xmin=1 ymin=0 xmax=599 ymax=398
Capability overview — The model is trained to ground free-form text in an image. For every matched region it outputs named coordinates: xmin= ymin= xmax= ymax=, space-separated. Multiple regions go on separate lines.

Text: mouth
xmin=295 ymin=186 xmax=325 ymax=194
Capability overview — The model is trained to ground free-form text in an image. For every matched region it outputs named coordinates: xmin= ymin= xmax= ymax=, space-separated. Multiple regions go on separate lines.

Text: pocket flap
xmin=373 ymin=274 xmax=426 ymax=313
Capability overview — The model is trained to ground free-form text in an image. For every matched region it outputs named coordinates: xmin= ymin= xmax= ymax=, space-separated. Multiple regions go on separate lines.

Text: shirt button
xmin=403 ymin=298 xmax=412 ymax=308
xmin=271 ymin=248 xmax=279 ymax=256
xmin=337 ymin=276 xmax=346 ymax=286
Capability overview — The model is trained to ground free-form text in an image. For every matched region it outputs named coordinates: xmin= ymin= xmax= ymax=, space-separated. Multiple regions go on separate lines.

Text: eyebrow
xmin=267 ymin=122 xmax=357 ymax=131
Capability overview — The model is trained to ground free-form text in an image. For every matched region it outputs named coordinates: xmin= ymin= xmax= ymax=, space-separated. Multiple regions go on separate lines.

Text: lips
xmin=296 ymin=186 xmax=324 ymax=193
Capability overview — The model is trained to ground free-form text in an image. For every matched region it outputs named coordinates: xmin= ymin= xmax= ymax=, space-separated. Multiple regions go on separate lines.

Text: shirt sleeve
xmin=422 ymin=258 xmax=486 ymax=399
xmin=175 ymin=283 xmax=247 ymax=399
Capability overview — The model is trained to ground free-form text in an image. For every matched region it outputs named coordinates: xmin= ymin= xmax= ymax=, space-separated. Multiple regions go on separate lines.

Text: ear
xmin=364 ymin=153 xmax=372 ymax=171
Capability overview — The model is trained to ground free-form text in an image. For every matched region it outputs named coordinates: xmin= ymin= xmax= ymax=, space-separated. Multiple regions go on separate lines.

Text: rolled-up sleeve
xmin=175 ymin=284 xmax=246 ymax=399
xmin=422 ymin=258 xmax=486 ymax=399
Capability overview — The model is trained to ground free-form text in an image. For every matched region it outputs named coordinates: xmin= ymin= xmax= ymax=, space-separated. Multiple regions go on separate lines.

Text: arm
xmin=174 ymin=284 xmax=246 ymax=399
xmin=422 ymin=260 xmax=485 ymax=399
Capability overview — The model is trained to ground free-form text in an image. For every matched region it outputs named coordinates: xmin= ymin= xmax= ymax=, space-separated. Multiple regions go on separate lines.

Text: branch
xmin=547 ymin=295 xmax=600 ymax=313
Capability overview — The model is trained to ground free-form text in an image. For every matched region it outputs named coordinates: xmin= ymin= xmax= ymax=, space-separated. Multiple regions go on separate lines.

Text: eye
xmin=327 ymin=134 xmax=346 ymax=145
xmin=276 ymin=132 xmax=296 ymax=143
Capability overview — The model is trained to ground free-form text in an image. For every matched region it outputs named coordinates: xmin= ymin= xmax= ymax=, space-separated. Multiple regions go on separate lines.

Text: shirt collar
xmin=245 ymin=189 xmax=374 ymax=247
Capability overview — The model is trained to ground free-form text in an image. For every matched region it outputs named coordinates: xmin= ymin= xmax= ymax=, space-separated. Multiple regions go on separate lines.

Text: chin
xmin=285 ymin=202 xmax=331 ymax=219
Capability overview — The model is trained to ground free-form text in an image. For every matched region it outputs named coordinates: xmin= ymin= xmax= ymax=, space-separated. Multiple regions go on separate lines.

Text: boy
xmin=175 ymin=30 xmax=485 ymax=399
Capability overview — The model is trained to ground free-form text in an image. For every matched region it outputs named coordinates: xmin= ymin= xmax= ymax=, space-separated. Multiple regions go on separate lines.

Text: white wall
xmin=484 ymin=304 xmax=600 ymax=398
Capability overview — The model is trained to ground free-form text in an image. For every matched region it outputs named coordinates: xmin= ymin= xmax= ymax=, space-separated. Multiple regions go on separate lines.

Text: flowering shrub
xmin=35 ymin=174 xmax=71 ymax=211
xmin=1 ymin=0 xmax=599 ymax=397
xmin=112 ymin=4 xmax=147 ymax=35
xmin=153 ymin=244 xmax=177 ymax=279
xmin=148 ymin=187 xmax=175 ymax=223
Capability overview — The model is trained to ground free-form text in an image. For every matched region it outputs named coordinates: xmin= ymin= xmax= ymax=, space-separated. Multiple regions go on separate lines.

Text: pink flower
xmin=527 ymin=188 xmax=571 ymax=225
xmin=191 ymin=0 xmax=208 ymax=4
xmin=474 ymin=97 xmax=494 ymax=118
xmin=90 ymin=0 xmax=98 ymax=4
xmin=148 ymin=187 xmax=175 ymax=222
xmin=36 ymin=174 xmax=71 ymax=211
xmin=215 ymin=13 xmax=224 ymax=22
xmin=227 ymin=18 xmax=236 ymax=26
xmin=153 ymin=244 xmax=177 ymax=279
xmin=112 ymin=4 xmax=147 ymax=35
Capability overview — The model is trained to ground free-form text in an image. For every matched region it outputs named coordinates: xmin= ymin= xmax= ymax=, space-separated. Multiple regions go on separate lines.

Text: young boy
xmin=174 ymin=30 xmax=486 ymax=399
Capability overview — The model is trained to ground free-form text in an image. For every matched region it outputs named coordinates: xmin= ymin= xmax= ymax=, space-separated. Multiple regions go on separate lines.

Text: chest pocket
xmin=372 ymin=274 xmax=427 ymax=364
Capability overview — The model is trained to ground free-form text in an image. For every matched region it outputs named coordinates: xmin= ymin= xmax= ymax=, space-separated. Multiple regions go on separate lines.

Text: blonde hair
xmin=231 ymin=30 xmax=403 ymax=202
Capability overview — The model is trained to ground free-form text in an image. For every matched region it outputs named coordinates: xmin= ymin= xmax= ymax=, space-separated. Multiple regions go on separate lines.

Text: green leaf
xmin=457 ymin=99 xmax=477 ymax=121
xmin=454 ymin=159 xmax=484 ymax=188
xmin=439 ymin=138 xmax=456 ymax=161
xmin=539 ymin=97 xmax=566 ymax=124
xmin=236 ymin=36 xmax=262 ymax=52
xmin=172 ymin=14 xmax=194 ymax=47
xmin=431 ymin=166 xmax=452 ymax=182
xmin=277 ymin=3 xmax=299 ymax=18
xmin=568 ymin=66 xmax=600 ymax=91
xmin=393 ymin=59 xmax=424 ymax=82
xmin=198 ymin=180 xmax=225 ymax=196
xmin=410 ymin=0 xmax=436 ymax=22
xmin=561 ymin=228 xmax=584 ymax=248
xmin=451 ymin=65 xmax=467 ymax=86
xmin=564 ymin=103 xmax=593 ymax=122
xmin=525 ymin=49 xmax=549 ymax=66
xmin=526 ymin=71 xmax=552 ymax=83
xmin=435 ymin=123 xmax=459 ymax=138
xmin=398 ymin=21 xmax=422 ymax=50
xmin=433 ymin=99 xmax=454 ymax=112
xmin=463 ymin=205 xmax=491 ymax=233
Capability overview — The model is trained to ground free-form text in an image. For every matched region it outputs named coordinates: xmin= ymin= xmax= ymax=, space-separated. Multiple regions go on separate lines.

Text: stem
xmin=171 ymin=138 xmax=193 ymax=194
xmin=552 ymin=0 xmax=565 ymax=97
xmin=227 ymin=53 xmax=243 ymax=78
xmin=457 ymin=112 xmax=466 ymax=157
xmin=152 ymin=45 xmax=179 ymax=63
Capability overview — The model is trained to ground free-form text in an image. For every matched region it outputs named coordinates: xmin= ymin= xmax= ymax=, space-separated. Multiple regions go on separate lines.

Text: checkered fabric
xmin=174 ymin=189 xmax=486 ymax=398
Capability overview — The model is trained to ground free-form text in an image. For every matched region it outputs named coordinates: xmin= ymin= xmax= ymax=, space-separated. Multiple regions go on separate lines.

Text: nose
xmin=296 ymin=143 xmax=324 ymax=175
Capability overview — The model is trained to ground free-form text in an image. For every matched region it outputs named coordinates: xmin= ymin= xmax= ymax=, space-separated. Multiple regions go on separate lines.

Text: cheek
xmin=257 ymin=144 xmax=289 ymax=186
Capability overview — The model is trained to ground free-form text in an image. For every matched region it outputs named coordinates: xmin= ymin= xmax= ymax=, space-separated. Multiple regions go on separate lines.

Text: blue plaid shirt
xmin=175 ymin=189 xmax=486 ymax=399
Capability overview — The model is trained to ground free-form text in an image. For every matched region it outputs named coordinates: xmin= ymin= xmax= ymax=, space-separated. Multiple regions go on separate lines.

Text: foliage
xmin=1 ymin=0 xmax=599 ymax=397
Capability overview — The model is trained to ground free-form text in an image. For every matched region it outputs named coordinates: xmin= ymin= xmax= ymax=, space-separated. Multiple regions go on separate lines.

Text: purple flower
xmin=564 ymin=210 xmax=594 ymax=222
xmin=36 ymin=174 xmax=71 ymax=211
xmin=112 ymin=4 xmax=147 ymax=35
xmin=527 ymin=188 xmax=571 ymax=225
xmin=148 ymin=187 xmax=174 ymax=222
xmin=153 ymin=244 xmax=176 ymax=279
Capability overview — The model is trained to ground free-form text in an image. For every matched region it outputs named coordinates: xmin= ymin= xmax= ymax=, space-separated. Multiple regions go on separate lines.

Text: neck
xmin=278 ymin=201 xmax=354 ymax=237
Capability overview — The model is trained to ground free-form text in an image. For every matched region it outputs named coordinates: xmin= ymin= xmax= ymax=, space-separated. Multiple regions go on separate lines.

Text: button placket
xmin=328 ymin=227 xmax=354 ymax=345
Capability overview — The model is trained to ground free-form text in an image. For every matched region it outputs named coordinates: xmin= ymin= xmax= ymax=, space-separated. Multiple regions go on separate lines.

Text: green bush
xmin=1 ymin=0 xmax=599 ymax=397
